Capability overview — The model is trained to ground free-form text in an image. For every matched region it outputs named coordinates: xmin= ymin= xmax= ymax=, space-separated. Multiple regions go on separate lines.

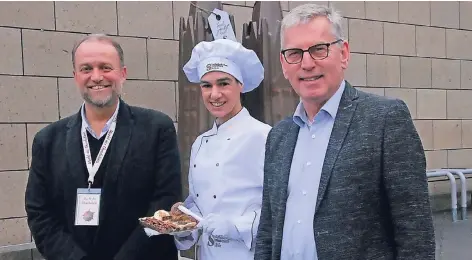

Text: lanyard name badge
xmin=75 ymin=115 xmax=117 ymax=226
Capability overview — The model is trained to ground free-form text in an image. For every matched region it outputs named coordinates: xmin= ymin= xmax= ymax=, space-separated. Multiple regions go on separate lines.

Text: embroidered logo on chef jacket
xmin=208 ymin=234 xmax=231 ymax=247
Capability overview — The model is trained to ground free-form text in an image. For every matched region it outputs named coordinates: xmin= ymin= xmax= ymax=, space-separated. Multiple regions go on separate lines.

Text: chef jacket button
xmin=196 ymin=194 xmax=199 ymax=197
xmin=206 ymin=140 xmax=208 ymax=143
xmin=213 ymin=195 xmax=216 ymax=199
xmin=216 ymin=163 xmax=219 ymax=166
xmin=194 ymin=164 xmax=196 ymax=168
xmin=227 ymin=138 xmax=231 ymax=140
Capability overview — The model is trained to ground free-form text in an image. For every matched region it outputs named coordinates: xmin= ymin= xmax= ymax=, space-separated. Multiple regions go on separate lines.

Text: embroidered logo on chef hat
xmin=206 ymin=63 xmax=228 ymax=72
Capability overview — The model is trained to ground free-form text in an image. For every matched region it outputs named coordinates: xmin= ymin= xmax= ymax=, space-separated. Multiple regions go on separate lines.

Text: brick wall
xmin=0 ymin=0 xmax=469 ymax=256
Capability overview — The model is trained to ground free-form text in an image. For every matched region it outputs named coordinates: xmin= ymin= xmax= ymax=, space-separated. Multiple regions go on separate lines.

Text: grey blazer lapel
xmin=315 ymin=83 xmax=359 ymax=213
xmin=273 ymin=120 xmax=299 ymax=239
xmin=278 ymin=121 xmax=300 ymax=199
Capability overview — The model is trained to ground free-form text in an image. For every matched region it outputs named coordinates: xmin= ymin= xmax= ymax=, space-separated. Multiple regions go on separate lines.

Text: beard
xmin=82 ymin=88 xmax=119 ymax=108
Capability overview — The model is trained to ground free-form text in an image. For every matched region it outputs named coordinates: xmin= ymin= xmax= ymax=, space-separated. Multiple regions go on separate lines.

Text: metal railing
xmin=436 ymin=168 xmax=472 ymax=220
xmin=426 ymin=170 xmax=459 ymax=222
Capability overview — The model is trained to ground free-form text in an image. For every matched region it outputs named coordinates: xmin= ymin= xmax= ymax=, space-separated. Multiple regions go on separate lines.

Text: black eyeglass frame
xmin=281 ymin=39 xmax=343 ymax=64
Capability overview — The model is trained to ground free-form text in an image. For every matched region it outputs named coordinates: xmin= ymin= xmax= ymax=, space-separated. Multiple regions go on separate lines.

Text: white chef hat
xmin=182 ymin=39 xmax=264 ymax=93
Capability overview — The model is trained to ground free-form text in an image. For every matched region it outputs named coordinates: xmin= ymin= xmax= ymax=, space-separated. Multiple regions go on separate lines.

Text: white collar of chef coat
xmin=204 ymin=107 xmax=250 ymax=137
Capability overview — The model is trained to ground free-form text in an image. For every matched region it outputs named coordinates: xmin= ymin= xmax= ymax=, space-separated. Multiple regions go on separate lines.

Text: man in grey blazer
xmin=254 ymin=4 xmax=435 ymax=260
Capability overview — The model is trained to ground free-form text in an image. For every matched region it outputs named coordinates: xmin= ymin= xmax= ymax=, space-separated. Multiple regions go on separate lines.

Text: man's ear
xmin=72 ymin=70 xmax=81 ymax=93
xmin=280 ymin=53 xmax=288 ymax=79
xmin=120 ymin=66 xmax=128 ymax=84
xmin=340 ymin=41 xmax=350 ymax=70
xmin=121 ymin=66 xmax=128 ymax=78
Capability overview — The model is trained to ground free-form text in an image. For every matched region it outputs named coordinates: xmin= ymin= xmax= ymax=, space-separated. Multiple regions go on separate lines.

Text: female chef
xmin=172 ymin=39 xmax=271 ymax=259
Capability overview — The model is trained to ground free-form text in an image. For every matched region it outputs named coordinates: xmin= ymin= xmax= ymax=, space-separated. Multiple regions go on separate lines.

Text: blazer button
xmin=196 ymin=194 xmax=199 ymax=197
xmin=213 ymin=195 xmax=216 ymax=199
xmin=216 ymin=163 xmax=219 ymax=166
xmin=194 ymin=164 xmax=196 ymax=168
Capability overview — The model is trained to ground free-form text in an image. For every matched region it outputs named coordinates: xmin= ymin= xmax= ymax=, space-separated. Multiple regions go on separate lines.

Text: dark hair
xmin=71 ymin=34 xmax=124 ymax=68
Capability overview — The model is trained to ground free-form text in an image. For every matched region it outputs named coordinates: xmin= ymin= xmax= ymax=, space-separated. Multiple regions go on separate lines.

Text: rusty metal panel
xmin=241 ymin=1 xmax=299 ymax=126
xmin=251 ymin=0 xmax=283 ymax=36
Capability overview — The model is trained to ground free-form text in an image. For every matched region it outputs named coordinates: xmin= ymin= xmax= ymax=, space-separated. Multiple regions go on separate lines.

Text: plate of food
xmin=139 ymin=207 xmax=200 ymax=235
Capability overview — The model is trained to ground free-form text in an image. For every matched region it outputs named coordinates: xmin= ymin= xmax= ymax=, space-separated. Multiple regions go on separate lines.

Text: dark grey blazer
xmin=255 ymin=82 xmax=435 ymax=260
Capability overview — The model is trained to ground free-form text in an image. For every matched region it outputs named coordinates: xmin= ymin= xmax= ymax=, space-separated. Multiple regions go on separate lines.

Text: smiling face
xmin=199 ymin=71 xmax=243 ymax=124
xmin=73 ymin=39 xmax=127 ymax=108
xmin=280 ymin=16 xmax=349 ymax=108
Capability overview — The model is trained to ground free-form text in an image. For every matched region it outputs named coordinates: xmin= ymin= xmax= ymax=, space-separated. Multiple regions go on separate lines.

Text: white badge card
xmin=75 ymin=188 xmax=101 ymax=226
xmin=208 ymin=8 xmax=237 ymax=42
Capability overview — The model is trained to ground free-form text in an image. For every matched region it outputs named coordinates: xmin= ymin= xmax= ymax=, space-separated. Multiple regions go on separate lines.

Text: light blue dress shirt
xmin=280 ymin=80 xmax=345 ymax=260
xmin=80 ymin=101 xmax=120 ymax=140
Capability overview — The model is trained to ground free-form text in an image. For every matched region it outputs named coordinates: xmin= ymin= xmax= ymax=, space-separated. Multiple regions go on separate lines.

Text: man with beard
xmin=25 ymin=34 xmax=182 ymax=260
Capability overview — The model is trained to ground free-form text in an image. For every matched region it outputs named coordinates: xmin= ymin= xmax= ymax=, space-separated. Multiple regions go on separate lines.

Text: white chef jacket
xmin=175 ymin=107 xmax=271 ymax=260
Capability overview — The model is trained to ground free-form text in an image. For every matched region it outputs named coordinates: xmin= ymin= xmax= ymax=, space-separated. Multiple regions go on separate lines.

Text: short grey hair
xmin=72 ymin=34 xmax=125 ymax=68
xmin=280 ymin=4 xmax=344 ymax=49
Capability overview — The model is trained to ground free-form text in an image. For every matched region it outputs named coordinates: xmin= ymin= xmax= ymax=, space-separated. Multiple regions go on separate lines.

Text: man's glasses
xmin=281 ymin=39 xmax=343 ymax=64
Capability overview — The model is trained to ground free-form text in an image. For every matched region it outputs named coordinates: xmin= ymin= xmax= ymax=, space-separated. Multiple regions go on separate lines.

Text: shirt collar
xmin=204 ymin=107 xmax=250 ymax=136
xmin=293 ymin=80 xmax=346 ymax=127
xmin=80 ymin=100 xmax=120 ymax=139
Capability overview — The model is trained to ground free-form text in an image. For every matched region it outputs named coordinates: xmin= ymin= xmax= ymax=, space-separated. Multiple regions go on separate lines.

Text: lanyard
xmin=81 ymin=114 xmax=117 ymax=189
